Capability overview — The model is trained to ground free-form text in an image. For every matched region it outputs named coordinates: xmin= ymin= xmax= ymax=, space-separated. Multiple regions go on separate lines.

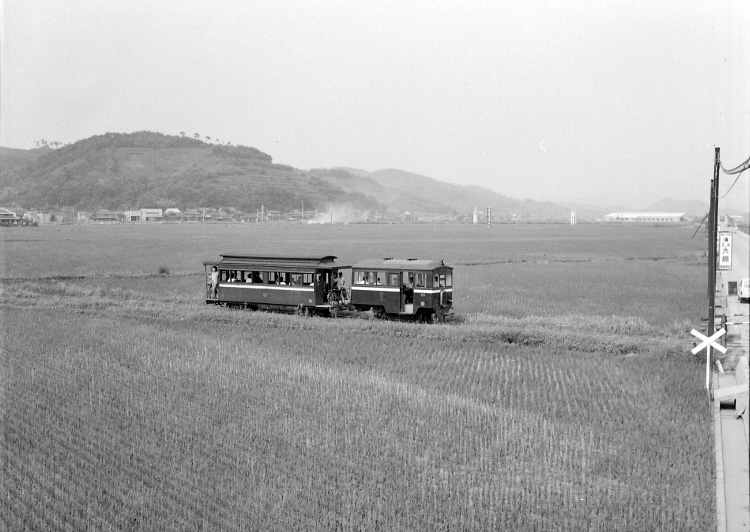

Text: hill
xmin=309 ymin=168 xmax=453 ymax=214
xmin=0 ymin=131 xmax=580 ymax=219
xmin=0 ymin=132 xmax=387 ymax=214
xmin=368 ymin=168 xmax=572 ymax=218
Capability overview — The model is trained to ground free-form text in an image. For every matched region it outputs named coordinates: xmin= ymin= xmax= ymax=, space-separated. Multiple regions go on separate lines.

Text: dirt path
xmin=714 ymin=230 xmax=749 ymax=532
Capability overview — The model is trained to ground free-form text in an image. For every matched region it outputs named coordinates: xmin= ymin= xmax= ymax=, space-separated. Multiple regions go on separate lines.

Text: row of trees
xmin=34 ymin=139 xmax=66 ymax=149
xmin=33 ymin=131 xmax=240 ymax=150
xmin=179 ymin=131 xmax=233 ymax=146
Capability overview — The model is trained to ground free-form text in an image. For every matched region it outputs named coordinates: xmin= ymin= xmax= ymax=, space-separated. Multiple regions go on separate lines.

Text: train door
xmin=388 ymin=272 xmax=403 ymax=312
xmin=402 ymin=271 xmax=415 ymax=313
xmin=314 ymin=270 xmax=331 ymax=303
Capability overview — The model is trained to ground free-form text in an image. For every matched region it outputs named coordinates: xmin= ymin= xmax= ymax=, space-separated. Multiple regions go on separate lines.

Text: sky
xmin=1 ymin=1 xmax=749 ymax=211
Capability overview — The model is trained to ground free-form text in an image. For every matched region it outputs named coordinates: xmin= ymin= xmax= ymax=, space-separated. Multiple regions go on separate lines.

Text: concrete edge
xmin=714 ymin=387 xmax=727 ymax=532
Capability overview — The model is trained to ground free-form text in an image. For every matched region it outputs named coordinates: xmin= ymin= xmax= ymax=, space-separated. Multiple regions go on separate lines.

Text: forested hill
xmin=1 ymin=130 xmax=579 ymax=217
xmin=0 ymin=131 xmax=388 ymax=214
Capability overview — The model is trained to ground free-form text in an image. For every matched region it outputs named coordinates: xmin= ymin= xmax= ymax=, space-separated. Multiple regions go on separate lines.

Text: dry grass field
xmin=1 ymin=222 xmax=713 ymax=530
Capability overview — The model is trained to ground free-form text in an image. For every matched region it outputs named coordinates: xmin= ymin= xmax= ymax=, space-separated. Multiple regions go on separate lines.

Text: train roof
xmin=352 ymin=258 xmax=450 ymax=271
xmin=203 ymin=254 xmax=349 ymax=269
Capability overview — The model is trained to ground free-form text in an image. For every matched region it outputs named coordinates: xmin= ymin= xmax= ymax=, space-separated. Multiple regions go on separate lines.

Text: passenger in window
xmin=246 ymin=274 xmax=253 ymax=283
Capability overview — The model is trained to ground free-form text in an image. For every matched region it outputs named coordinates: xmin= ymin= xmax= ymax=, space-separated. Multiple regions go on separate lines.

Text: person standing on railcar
xmin=210 ymin=266 xmax=219 ymax=299
xmin=404 ymin=273 xmax=414 ymax=304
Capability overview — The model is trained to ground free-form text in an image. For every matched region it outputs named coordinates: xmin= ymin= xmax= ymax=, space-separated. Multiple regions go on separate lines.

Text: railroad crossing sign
xmin=718 ymin=232 xmax=732 ymax=270
xmin=691 ymin=328 xmax=727 ymax=390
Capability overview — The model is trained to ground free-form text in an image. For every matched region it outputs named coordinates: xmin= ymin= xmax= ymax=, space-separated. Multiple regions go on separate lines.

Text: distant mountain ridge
xmin=0 ymin=131 xmax=717 ymax=219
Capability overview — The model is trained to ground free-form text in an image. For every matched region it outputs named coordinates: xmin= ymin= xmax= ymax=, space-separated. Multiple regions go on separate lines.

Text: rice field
xmin=0 ymin=222 xmax=714 ymax=530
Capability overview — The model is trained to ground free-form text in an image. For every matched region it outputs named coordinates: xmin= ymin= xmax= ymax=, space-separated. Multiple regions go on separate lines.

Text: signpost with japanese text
xmin=718 ymin=231 xmax=732 ymax=271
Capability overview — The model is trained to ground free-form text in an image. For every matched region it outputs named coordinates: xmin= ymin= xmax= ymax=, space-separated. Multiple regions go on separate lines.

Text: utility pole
xmin=707 ymin=147 xmax=720 ymax=386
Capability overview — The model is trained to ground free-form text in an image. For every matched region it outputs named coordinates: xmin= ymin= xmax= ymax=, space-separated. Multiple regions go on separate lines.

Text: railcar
xmin=349 ymin=258 xmax=453 ymax=322
xmin=203 ymin=254 xmax=350 ymax=315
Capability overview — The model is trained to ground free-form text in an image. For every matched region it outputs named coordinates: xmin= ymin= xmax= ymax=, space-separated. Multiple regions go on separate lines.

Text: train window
xmin=290 ymin=273 xmax=303 ymax=286
xmin=403 ymin=271 xmax=415 ymax=286
xmin=388 ymin=273 xmax=399 ymax=286
xmin=434 ymin=273 xmax=449 ymax=288
xmin=444 ymin=272 xmax=452 ymax=287
xmin=415 ymin=273 xmax=427 ymax=288
xmin=375 ymin=271 xmax=386 ymax=285
xmin=269 ymin=272 xmax=289 ymax=285
xmin=302 ymin=273 xmax=313 ymax=285
xmin=355 ymin=271 xmax=370 ymax=284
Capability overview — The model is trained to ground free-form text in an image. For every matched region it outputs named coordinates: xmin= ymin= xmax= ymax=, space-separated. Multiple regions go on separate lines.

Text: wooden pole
xmin=708 ymin=147 xmax=720 ymax=389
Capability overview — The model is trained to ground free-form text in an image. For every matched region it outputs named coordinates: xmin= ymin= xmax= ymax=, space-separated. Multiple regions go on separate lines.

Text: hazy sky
xmin=2 ymin=1 xmax=748 ymax=210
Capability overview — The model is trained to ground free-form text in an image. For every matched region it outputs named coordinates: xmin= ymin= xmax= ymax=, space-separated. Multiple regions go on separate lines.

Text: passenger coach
xmin=203 ymin=254 xmax=349 ymax=315
xmin=350 ymin=258 xmax=453 ymax=321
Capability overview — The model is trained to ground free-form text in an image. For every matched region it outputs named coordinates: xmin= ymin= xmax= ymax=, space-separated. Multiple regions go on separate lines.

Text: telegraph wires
xmin=719 ymin=168 xmax=746 ymax=199
xmin=719 ymin=154 xmax=750 ymax=175
xmin=717 ymin=153 xmax=749 ymax=199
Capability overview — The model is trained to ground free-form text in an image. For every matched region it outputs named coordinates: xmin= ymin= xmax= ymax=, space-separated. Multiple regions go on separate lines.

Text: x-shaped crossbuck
xmin=691 ymin=328 xmax=727 ymax=355
xmin=691 ymin=328 xmax=727 ymax=391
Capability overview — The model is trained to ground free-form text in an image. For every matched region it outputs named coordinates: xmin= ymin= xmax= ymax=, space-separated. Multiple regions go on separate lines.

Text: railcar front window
xmin=415 ymin=273 xmax=427 ymax=288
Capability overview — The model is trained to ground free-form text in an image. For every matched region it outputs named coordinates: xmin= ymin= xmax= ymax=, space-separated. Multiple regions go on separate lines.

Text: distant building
xmin=89 ymin=210 xmax=119 ymax=223
xmin=720 ymin=214 xmax=743 ymax=229
xmin=34 ymin=210 xmax=72 ymax=224
xmin=0 ymin=207 xmax=21 ymax=225
xmin=604 ymin=212 xmax=687 ymax=223
xmin=124 ymin=209 xmax=163 ymax=222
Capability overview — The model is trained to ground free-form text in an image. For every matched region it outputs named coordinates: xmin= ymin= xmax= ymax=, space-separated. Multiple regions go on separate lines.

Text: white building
xmin=124 ymin=208 xmax=163 ymax=222
xmin=604 ymin=212 xmax=687 ymax=223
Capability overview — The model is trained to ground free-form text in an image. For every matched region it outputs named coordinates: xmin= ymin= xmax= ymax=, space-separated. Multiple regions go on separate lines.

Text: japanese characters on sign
xmin=718 ymin=231 xmax=732 ymax=271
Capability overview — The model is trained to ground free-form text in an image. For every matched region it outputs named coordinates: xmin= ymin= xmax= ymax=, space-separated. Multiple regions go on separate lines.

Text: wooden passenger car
xmin=350 ymin=258 xmax=453 ymax=321
xmin=203 ymin=254 xmax=350 ymax=315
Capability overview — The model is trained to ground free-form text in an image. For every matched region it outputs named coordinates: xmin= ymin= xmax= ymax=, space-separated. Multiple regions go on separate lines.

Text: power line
xmin=719 ymin=168 xmax=747 ymax=199
xmin=719 ymin=155 xmax=750 ymax=175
